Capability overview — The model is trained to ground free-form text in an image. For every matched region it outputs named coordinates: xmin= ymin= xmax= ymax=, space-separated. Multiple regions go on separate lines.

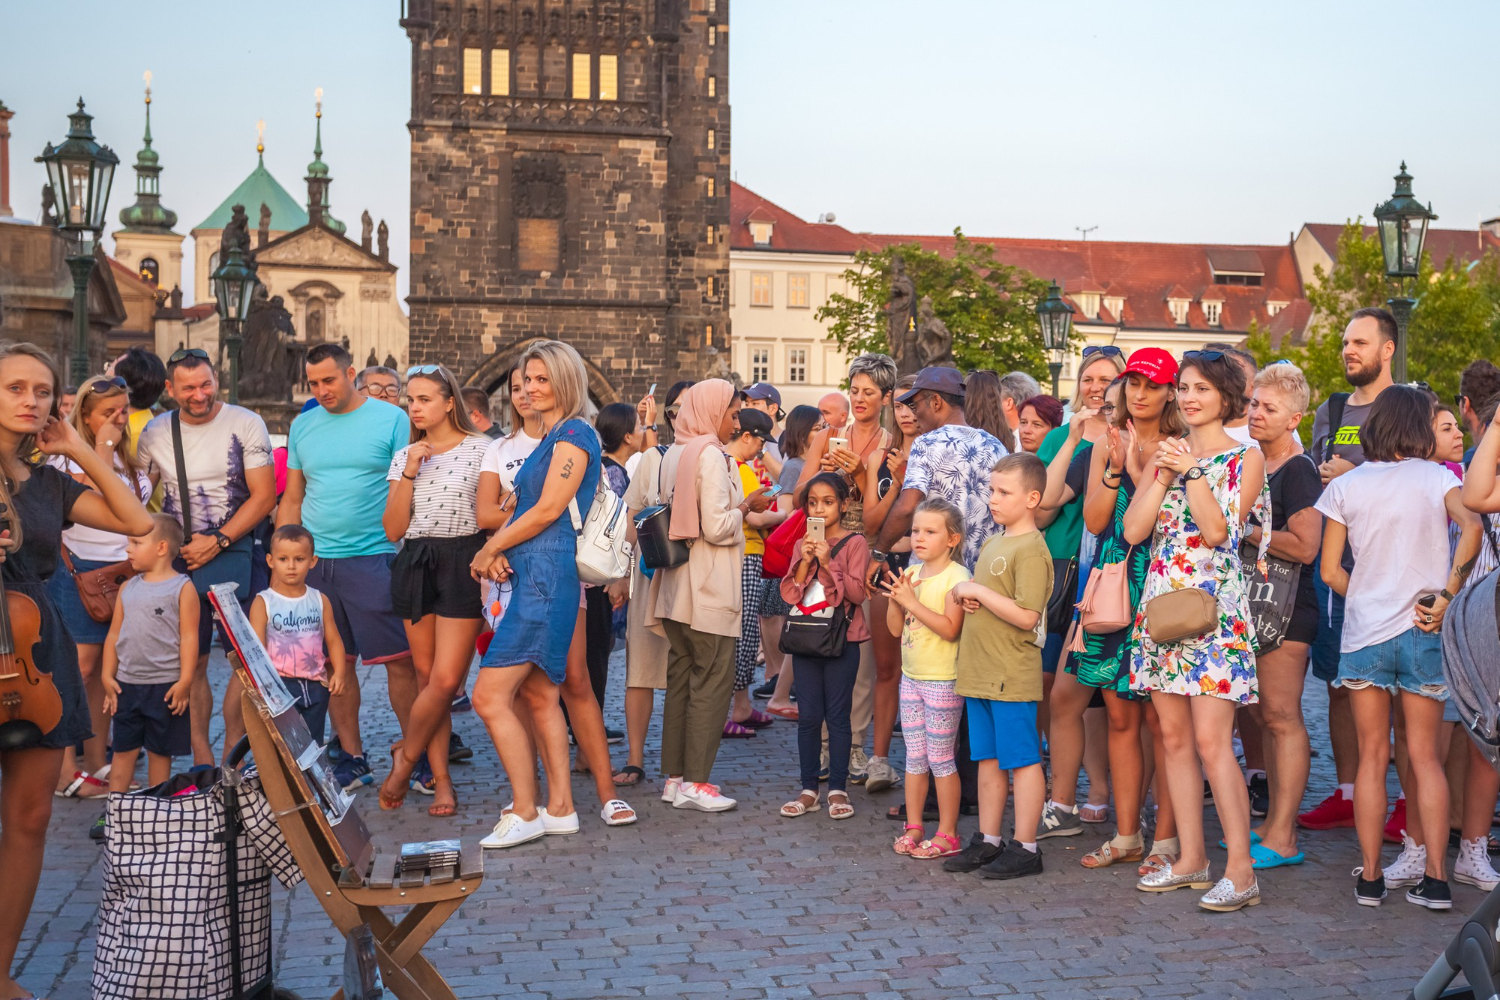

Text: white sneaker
xmin=540 ymin=808 xmax=580 ymax=836
xmin=480 ymin=811 xmax=547 ymax=849
xmin=864 ymin=757 xmax=899 ymax=794
xmin=1384 ymin=833 xmax=1427 ymax=888
xmin=1454 ymin=837 xmax=1500 ymax=891
xmin=848 ymin=746 xmax=871 ymax=784
xmin=661 ymin=776 xmax=681 ymax=803
xmin=672 ymin=781 xmax=737 ymax=812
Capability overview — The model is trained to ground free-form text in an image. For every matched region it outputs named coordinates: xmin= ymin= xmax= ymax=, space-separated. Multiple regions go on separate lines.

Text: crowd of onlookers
xmin=43 ymin=315 xmax=1500 ymax=915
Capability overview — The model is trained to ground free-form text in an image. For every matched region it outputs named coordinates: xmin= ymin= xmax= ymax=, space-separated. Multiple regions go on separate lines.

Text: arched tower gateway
xmin=401 ymin=0 xmax=731 ymax=402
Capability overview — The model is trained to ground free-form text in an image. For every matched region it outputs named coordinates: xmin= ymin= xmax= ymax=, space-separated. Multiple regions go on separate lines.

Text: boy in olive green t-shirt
xmin=946 ymin=453 xmax=1053 ymax=880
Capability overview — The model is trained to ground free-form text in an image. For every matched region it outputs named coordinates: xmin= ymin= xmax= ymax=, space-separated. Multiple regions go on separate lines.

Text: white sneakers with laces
xmin=481 ymin=811 xmax=547 ymax=849
xmin=1383 ymin=833 xmax=1427 ymax=888
xmin=661 ymin=777 xmax=681 ymax=803
xmin=1454 ymin=837 xmax=1500 ymax=891
xmin=672 ymin=781 xmax=737 ymax=812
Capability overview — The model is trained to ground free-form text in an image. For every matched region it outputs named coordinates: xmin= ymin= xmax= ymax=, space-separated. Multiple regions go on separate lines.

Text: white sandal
xmin=601 ymin=798 xmax=637 ymax=826
xmin=780 ymin=791 xmax=821 ymax=818
xmin=827 ymin=792 xmax=854 ymax=821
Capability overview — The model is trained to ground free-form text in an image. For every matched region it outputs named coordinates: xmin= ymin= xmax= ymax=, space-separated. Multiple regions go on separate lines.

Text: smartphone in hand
xmin=806 ymin=516 xmax=825 ymax=544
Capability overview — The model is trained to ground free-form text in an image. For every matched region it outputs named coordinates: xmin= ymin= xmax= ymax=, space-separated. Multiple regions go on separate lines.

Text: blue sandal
xmin=1250 ymin=842 xmax=1305 ymax=869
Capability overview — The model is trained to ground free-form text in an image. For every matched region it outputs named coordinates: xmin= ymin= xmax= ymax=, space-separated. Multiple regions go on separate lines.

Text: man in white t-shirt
xmin=138 ymin=349 xmax=276 ymax=765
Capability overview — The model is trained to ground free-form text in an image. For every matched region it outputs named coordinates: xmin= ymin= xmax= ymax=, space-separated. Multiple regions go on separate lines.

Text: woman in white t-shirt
xmin=1316 ymin=384 xmax=1482 ymax=909
xmin=46 ymin=376 xmax=151 ymax=797
xmin=378 ymin=364 xmax=491 ymax=819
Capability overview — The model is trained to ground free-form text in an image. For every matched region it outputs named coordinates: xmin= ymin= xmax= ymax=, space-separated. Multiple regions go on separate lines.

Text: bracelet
xmin=402 ymin=472 xmax=417 ymax=481
xmin=1440 ymin=588 xmax=1456 ymax=602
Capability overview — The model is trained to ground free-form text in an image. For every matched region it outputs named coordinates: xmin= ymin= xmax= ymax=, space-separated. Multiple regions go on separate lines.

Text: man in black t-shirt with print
xmin=1297 ymin=307 xmax=1396 ymax=832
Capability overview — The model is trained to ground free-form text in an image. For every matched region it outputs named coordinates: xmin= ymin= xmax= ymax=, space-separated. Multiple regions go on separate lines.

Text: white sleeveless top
xmin=259 ymin=586 xmax=327 ymax=681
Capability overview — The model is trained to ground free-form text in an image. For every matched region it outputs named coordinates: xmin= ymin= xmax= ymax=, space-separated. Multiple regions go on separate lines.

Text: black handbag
xmin=779 ymin=535 xmax=857 ymax=659
xmin=634 ymin=450 xmax=690 ymax=570
xmin=1046 ymin=556 xmax=1079 ymax=635
xmin=1240 ymin=539 xmax=1300 ymax=654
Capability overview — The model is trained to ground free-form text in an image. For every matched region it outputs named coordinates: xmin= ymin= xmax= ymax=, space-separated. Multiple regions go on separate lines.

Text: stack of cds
xmin=399 ymin=839 xmax=461 ymax=872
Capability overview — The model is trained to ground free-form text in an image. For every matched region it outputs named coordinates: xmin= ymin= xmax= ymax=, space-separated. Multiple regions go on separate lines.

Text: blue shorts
xmin=1334 ymin=627 xmax=1447 ymax=701
xmin=112 ymin=681 xmax=192 ymax=758
xmin=965 ymin=697 xmax=1042 ymax=770
xmin=283 ymin=677 xmax=332 ymax=743
xmin=308 ymin=553 xmax=411 ymax=664
xmin=47 ymin=554 xmax=114 ymax=645
xmin=1309 ymin=573 xmax=1344 ymax=684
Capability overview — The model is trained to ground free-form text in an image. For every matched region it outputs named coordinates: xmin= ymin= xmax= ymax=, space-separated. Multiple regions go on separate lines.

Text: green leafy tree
xmin=1246 ymin=221 xmax=1500 ymax=438
xmin=815 ymin=231 xmax=1060 ymax=381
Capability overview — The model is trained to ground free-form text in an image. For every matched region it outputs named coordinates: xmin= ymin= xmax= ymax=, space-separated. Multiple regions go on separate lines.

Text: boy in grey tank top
xmin=101 ymin=514 xmax=199 ymax=794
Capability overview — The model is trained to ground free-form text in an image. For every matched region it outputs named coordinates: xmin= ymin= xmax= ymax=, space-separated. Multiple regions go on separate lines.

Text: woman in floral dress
xmin=1123 ymin=350 xmax=1268 ymax=912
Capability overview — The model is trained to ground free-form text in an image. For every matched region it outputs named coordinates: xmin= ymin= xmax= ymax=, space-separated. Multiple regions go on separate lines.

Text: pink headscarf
xmin=669 ymin=379 xmax=737 ymax=541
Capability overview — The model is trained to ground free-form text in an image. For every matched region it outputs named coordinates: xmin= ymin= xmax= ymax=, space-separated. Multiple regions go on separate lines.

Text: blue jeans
xmin=793 ymin=642 xmax=863 ymax=793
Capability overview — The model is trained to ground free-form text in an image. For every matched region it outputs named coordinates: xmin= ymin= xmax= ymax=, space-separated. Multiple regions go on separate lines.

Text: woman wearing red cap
xmin=1069 ymin=348 xmax=1186 ymax=875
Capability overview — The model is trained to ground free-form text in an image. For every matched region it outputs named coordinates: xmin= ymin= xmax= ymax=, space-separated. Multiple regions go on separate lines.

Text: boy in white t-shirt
xmin=250 ymin=525 xmax=348 ymax=742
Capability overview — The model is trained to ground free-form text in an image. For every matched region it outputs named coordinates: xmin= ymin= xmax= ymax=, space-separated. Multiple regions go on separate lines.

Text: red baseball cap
xmin=1122 ymin=348 xmax=1178 ymax=385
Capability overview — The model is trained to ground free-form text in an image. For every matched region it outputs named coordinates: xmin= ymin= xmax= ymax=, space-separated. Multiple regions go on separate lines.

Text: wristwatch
xmin=211 ymin=529 xmax=231 ymax=550
xmin=1184 ymin=466 xmax=1207 ymax=482
xmin=1440 ymin=588 xmax=1456 ymax=602
xmin=870 ymin=548 xmax=888 ymax=563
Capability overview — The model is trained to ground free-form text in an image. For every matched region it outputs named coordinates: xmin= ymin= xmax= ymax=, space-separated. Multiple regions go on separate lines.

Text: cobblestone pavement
xmin=15 ymin=648 xmax=1479 ymax=999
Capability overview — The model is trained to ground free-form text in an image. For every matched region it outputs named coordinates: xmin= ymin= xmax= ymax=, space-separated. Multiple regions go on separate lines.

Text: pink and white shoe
xmin=672 ymin=781 xmax=737 ymax=812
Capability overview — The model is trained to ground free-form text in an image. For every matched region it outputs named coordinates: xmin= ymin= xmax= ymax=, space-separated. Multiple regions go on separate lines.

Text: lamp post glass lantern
xmin=1372 ymin=161 xmax=1436 ymax=383
xmin=1036 ymin=279 xmax=1075 ymax=397
xmin=36 ymin=99 xmax=119 ymax=386
xmin=212 ymin=245 xmax=259 ymax=404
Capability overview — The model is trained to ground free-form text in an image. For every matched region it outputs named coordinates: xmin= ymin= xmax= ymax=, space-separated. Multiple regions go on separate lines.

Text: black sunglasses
xmin=1081 ymin=345 xmax=1124 ymax=360
xmin=168 ymin=347 xmax=210 ymax=364
xmin=1455 ymin=392 xmax=1467 ymax=407
xmin=84 ymin=375 xmax=127 ymax=395
xmin=1182 ymin=350 xmax=1227 ymax=363
xmin=1406 ymin=380 xmax=1432 ymax=392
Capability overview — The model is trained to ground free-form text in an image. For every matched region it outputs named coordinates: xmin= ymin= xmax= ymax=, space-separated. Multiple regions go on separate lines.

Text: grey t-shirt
xmin=116 ymin=573 xmax=193 ymax=685
xmin=1311 ymin=396 xmax=1374 ymax=467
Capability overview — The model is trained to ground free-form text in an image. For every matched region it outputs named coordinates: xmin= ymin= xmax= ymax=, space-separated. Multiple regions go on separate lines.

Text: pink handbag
xmin=1067 ymin=559 xmax=1133 ymax=653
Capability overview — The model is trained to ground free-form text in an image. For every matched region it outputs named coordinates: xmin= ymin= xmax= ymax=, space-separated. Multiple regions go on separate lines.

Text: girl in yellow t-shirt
xmin=882 ymin=498 xmax=969 ymax=860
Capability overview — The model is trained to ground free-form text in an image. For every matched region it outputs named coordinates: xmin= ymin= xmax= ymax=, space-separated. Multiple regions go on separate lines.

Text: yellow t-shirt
xmin=900 ymin=560 xmax=970 ymax=682
xmin=128 ymin=407 xmax=166 ymax=512
xmin=737 ymin=461 xmax=765 ymax=556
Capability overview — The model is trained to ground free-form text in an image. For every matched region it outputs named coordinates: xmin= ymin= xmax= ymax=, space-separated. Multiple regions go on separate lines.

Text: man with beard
xmin=138 ymin=349 xmax=276 ymax=765
xmin=1296 ymin=307 xmax=1396 ymax=834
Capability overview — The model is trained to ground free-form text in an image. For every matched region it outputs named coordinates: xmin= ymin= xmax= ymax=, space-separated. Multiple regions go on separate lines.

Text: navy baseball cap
xmin=741 ymin=382 xmax=782 ymax=408
xmin=896 ymin=367 xmax=966 ymax=405
xmin=735 ymin=407 xmax=777 ymax=443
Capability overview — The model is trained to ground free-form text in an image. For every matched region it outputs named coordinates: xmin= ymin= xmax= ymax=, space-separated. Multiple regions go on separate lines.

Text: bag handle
xmin=171 ymin=410 xmax=193 ymax=541
xmin=1324 ymin=392 xmax=1350 ymax=465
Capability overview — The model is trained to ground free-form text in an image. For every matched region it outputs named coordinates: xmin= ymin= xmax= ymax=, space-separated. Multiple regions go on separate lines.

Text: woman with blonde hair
xmin=0 ymin=342 xmax=152 ymax=1000
xmin=377 ymin=363 xmax=490 ymax=818
xmin=468 ymin=341 xmax=613 ymax=847
xmin=48 ymin=375 xmax=151 ymax=799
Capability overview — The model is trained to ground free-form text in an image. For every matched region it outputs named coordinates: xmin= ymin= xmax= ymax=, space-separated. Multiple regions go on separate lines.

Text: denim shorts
xmin=47 ymin=554 xmax=113 ymax=645
xmin=1334 ymin=627 xmax=1446 ymax=701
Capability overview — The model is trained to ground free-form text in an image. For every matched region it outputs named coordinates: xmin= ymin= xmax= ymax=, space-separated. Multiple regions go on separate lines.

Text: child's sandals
xmin=827 ymin=791 xmax=854 ymax=821
xmin=910 ymin=830 xmax=962 ymax=860
xmin=1081 ymin=839 xmax=1144 ymax=869
xmin=893 ymin=824 xmax=924 ymax=855
xmin=780 ymin=791 xmax=821 ymax=818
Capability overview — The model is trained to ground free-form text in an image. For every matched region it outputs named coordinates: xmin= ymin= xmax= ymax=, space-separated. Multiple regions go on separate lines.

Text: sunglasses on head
xmin=1081 ymin=345 xmax=1124 ymax=360
xmin=168 ymin=347 xmax=210 ymax=365
xmin=406 ymin=364 xmax=443 ymax=377
xmin=84 ymin=375 xmax=127 ymax=395
xmin=1267 ymin=358 xmax=1295 ymax=367
xmin=1182 ymin=350 xmax=1226 ymax=363
xmin=1406 ymin=380 xmax=1432 ymax=392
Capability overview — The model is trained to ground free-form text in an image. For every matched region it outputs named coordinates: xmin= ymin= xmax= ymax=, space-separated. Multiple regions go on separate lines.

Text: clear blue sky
xmin=4 ymin=1 xmax=1497 ymax=305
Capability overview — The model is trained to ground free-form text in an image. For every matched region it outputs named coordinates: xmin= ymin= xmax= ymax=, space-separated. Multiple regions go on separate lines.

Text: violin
xmin=0 ymin=503 xmax=60 ymax=747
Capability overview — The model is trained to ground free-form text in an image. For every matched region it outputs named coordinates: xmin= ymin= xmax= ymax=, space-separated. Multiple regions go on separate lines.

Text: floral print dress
xmin=1128 ymin=446 xmax=1270 ymax=704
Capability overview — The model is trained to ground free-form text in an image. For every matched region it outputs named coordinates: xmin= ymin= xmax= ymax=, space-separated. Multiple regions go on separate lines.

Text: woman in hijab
xmin=646 ymin=380 xmax=771 ymax=812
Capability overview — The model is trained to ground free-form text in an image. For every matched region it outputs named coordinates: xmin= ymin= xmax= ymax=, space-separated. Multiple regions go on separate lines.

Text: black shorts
xmin=391 ymin=533 xmax=485 ymax=622
xmin=283 ymin=677 xmax=332 ymax=744
xmin=112 ymin=681 xmax=192 ymax=758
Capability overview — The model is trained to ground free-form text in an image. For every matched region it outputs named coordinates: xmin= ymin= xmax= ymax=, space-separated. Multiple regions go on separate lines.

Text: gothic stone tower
xmin=401 ymin=0 xmax=730 ymax=403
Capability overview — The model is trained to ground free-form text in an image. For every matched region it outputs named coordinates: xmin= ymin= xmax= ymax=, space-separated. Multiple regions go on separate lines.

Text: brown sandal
xmin=1081 ymin=840 xmax=1145 ymax=869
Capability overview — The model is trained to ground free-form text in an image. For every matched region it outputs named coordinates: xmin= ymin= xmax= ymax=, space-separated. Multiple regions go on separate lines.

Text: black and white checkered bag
xmin=92 ymin=769 xmax=302 ymax=1000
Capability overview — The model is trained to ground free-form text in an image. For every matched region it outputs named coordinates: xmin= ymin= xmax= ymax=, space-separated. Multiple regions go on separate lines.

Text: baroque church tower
xmin=113 ymin=73 xmax=185 ymax=303
xmin=401 ymin=0 xmax=731 ymax=403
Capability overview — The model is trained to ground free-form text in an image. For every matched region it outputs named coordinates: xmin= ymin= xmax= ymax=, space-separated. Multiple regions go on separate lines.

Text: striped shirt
xmin=386 ymin=436 xmax=489 ymax=538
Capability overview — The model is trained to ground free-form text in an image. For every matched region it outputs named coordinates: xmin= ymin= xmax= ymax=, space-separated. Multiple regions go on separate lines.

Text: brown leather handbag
xmin=61 ymin=548 xmax=136 ymax=623
xmin=1144 ymin=587 xmax=1218 ymax=645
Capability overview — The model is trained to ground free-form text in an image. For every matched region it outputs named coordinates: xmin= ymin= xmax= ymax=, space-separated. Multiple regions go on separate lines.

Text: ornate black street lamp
xmin=212 ymin=243 xmax=258 ymax=405
xmin=1373 ymin=162 xmax=1436 ymax=384
xmin=1035 ymin=279 xmax=1075 ymax=397
xmin=36 ymin=99 xmax=118 ymax=386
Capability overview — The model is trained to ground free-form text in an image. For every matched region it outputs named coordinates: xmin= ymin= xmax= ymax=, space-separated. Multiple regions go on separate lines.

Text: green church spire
xmin=118 ymin=70 xmax=178 ymax=234
xmin=305 ymin=87 xmax=344 ymax=234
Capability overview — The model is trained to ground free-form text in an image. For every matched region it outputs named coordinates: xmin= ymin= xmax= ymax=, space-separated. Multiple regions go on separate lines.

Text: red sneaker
xmin=1383 ymin=797 xmax=1406 ymax=844
xmin=1297 ymin=788 xmax=1356 ymax=830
